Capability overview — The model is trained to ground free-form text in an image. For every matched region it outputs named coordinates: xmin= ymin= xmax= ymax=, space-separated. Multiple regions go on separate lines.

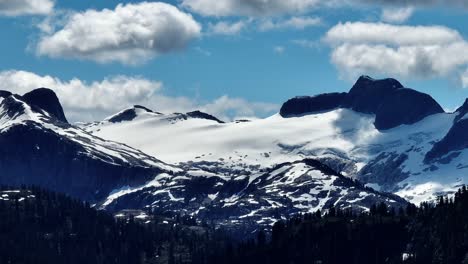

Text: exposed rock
xmin=186 ymin=110 xmax=224 ymax=123
xmin=343 ymin=75 xmax=403 ymax=114
xmin=358 ymin=152 xmax=410 ymax=191
xmin=280 ymin=75 xmax=444 ymax=130
xmin=23 ymin=88 xmax=68 ymax=123
xmin=454 ymin=98 xmax=468 ymax=122
xmin=280 ymin=93 xmax=347 ymax=117
xmin=425 ymin=119 xmax=468 ymax=163
xmin=0 ymin=90 xmax=12 ymax=98
xmin=0 ymin=123 xmax=159 ymax=201
xmin=374 ymin=88 xmax=444 ymax=130
xmin=103 ymin=159 xmax=408 ymax=231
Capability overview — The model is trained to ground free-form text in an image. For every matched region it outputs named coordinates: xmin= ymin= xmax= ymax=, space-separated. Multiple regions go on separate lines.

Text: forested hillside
xmin=1 ymin=185 xmax=467 ymax=264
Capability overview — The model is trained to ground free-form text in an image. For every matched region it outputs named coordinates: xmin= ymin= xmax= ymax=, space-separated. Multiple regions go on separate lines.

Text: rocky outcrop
xmin=425 ymin=118 xmax=468 ymax=164
xmin=0 ymin=123 xmax=159 ymax=201
xmin=0 ymin=90 xmax=175 ymax=202
xmin=280 ymin=75 xmax=444 ymax=130
xmin=23 ymin=88 xmax=68 ymax=123
xmin=343 ymin=76 xmax=403 ymax=113
xmin=374 ymin=88 xmax=444 ymax=130
xmin=280 ymin=93 xmax=347 ymax=117
xmin=424 ymin=98 xmax=468 ymax=163
xmin=454 ymin=99 xmax=468 ymax=122
xmin=0 ymin=90 xmax=12 ymax=98
xmin=186 ymin=110 xmax=224 ymax=123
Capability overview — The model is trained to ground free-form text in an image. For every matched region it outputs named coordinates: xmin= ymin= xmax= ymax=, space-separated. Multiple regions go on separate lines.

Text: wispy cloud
xmin=0 ymin=0 xmax=54 ymax=16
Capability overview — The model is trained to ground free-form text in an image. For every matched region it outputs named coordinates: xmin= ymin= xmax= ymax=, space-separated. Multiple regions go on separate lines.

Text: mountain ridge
xmin=280 ymin=75 xmax=445 ymax=130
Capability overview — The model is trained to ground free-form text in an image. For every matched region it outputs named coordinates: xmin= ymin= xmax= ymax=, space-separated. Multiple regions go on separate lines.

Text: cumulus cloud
xmin=358 ymin=0 xmax=468 ymax=9
xmin=181 ymin=0 xmax=320 ymax=17
xmin=324 ymin=22 xmax=468 ymax=83
xmin=0 ymin=0 xmax=53 ymax=16
xmin=462 ymin=69 xmax=468 ymax=89
xmin=381 ymin=7 xmax=413 ymax=23
xmin=258 ymin=16 xmax=321 ymax=31
xmin=36 ymin=2 xmax=201 ymax=65
xmin=207 ymin=20 xmax=247 ymax=35
xmin=324 ymin=22 xmax=462 ymax=46
xmin=0 ymin=70 xmax=278 ymax=122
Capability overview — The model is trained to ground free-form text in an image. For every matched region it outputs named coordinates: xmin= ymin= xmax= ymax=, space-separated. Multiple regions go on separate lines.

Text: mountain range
xmin=1 ymin=75 xmax=466 ymax=230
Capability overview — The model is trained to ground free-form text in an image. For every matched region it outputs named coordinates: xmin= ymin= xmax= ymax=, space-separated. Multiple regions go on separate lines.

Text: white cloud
xmin=258 ymin=16 xmax=321 ymax=31
xmin=324 ymin=22 xmax=462 ymax=46
xmin=381 ymin=7 xmax=413 ymax=23
xmin=181 ymin=0 xmax=320 ymax=17
xmin=200 ymin=96 xmax=278 ymax=121
xmin=324 ymin=22 xmax=468 ymax=83
xmin=36 ymin=2 xmax=201 ymax=65
xmin=0 ymin=70 xmax=278 ymax=122
xmin=208 ymin=20 xmax=247 ymax=35
xmin=273 ymin=46 xmax=285 ymax=54
xmin=358 ymin=0 xmax=468 ymax=9
xmin=0 ymin=0 xmax=53 ymax=16
xmin=462 ymin=69 xmax=468 ymax=88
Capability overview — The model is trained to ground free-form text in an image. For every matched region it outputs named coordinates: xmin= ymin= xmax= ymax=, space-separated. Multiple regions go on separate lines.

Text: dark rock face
xmin=0 ymin=90 xmax=12 ymax=98
xmin=0 ymin=123 xmax=159 ymax=201
xmin=454 ymin=99 xmax=468 ymax=122
xmin=108 ymin=109 xmax=138 ymax=123
xmin=374 ymin=88 xmax=444 ymax=130
xmin=343 ymin=76 xmax=403 ymax=113
xmin=280 ymin=75 xmax=444 ymax=130
xmin=0 ymin=96 xmax=28 ymax=119
xmin=280 ymin=93 xmax=347 ymax=117
xmin=425 ymin=118 xmax=468 ymax=163
xmin=358 ymin=152 xmax=410 ymax=191
xmin=424 ymin=98 xmax=468 ymax=163
xmin=108 ymin=105 xmax=159 ymax=123
xmin=186 ymin=110 xmax=224 ymax=123
xmin=23 ymin=88 xmax=68 ymax=123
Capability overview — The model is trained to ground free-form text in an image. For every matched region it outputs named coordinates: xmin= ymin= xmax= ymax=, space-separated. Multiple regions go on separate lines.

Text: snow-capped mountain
xmin=84 ymin=76 xmax=468 ymax=205
xmin=0 ymin=85 xmax=408 ymax=231
xmin=99 ymin=158 xmax=406 ymax=228
xmin=0 ymin=88 xmax=179 ymax=201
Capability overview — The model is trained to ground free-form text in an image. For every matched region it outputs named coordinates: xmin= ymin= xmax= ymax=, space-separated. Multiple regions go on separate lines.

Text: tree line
xmin=0 ymin=185 xmax=467 ymax=264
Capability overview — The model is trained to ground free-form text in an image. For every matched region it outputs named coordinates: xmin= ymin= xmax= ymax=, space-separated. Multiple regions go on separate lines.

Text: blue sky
xmin=0 ymin=0 xmax=467 ymax=121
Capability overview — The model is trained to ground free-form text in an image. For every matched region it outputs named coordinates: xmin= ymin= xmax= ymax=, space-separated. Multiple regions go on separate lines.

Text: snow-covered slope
xmin=0 ymin=90 xmax=179 ymax=200
xmin=83 ymin=76 xmax=468 ymax=205
xmin=98 ymin=159 xmax=406 ymax=228
xmin=0 ymin=87 xmax=406 ymax=231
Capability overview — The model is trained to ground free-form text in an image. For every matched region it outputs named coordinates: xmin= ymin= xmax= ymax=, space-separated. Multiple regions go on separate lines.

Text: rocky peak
xmin=280 ymin=75 xmax=444 ymax=130
xmin=0 ymin=90 xmax=12 ymax=99
xmin=107 ymin=105 xmax=159 ymax=123
xmin=186 ymin=110 xmax=224 ymax=123
xmin=344 ymin=76 xmax=403 ymax=114
xmin=454 ymin=98 xmax=468 ymax=122
xmin=22 ymin=88 xmax=68 ymax=123
xmin=280 ymin=93 xmax=347 ymax=117
xmin=374 ymin=88 xmax=444 ymax=130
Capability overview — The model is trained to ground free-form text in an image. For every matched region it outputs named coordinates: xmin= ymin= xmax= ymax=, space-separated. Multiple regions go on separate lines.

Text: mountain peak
xmin=280 ymin=75 xmax=444 ymax=130
xmin=0 ymin=90 xmax=12 ymax=98
xmin=185 ymin=110 xmax=224 ymax=123
xmin=22 ymin=88 xmax=68 ymax=124
xmin=345 ymin=76 xmax=404 ymax=114
xmin=107 ymin=105 xmax=161 ymax=123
